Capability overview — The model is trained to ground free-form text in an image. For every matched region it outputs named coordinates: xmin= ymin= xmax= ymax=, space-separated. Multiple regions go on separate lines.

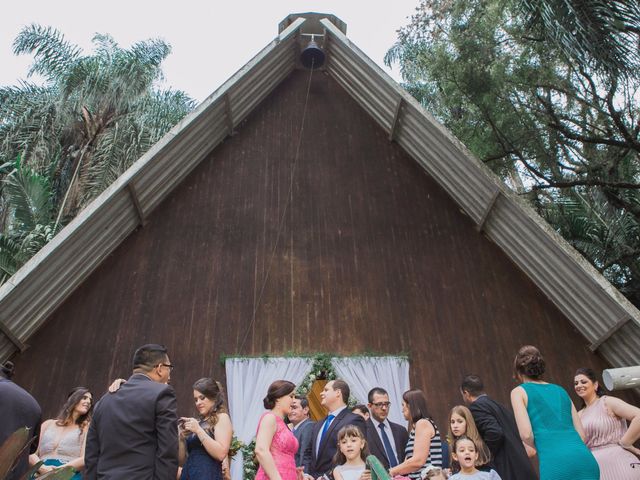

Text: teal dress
xmin=521 ymin=383 xmax=599 ymax=480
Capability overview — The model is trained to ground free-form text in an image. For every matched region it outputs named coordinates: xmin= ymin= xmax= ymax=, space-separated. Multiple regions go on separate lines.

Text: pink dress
xmin=581 ymin=396 xmax=639 ymax=480
xmin=255 ymin=412 xmax=299 ymax=480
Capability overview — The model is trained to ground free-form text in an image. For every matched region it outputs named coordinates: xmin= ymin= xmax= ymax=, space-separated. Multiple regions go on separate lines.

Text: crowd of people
xmin=1 ymin=344 xmax=639 ymax=480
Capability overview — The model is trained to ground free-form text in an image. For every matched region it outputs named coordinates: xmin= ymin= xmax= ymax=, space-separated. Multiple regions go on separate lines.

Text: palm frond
xmin=12 ymin=24 xmax=82 ymax=80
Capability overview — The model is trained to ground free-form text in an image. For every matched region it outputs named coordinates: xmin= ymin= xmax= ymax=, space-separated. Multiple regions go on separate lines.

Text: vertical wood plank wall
xmin=10 ymin=70 xmax=628 ymax=431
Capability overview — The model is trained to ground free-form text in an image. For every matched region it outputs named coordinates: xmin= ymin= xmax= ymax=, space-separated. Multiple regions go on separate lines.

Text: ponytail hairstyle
xmin=333 ymin=425 xmax=369 ymax=465
xmin=56 ymin=387 xmax=93 ymax=433
xmin=574 ymin=367 xmax=607 ymax=409
xmin=193 ymin=378 xmax=227 ymax=430
xmin=514 ymin=345 xmax=546 ymax=381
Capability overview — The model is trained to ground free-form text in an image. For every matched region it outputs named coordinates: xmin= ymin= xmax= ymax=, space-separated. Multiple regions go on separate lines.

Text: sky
xmin=1 ymin=1 xmax=419 ymax=103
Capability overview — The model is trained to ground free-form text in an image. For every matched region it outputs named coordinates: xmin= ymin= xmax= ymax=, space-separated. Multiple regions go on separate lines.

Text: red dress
xmin=256 ymin=412 xmax=299 ymax=480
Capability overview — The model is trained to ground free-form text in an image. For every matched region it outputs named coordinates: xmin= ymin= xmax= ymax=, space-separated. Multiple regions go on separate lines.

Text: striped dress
xmin=404 ymin=418 xmax=443 ymax=479
xmin=581 ymin=396 xmax=639 ymax=480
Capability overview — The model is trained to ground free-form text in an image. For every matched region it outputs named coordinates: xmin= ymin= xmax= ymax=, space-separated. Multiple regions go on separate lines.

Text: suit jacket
xmin=84 ymin=373 xmax=179 ymax=480
xmin=309 ymin=408 xmax=366 ymax=479
xmin=0 ymin=378 xmax=41 ymax=480
xmin=293 ymin=418 xmax=316 ymax=474
xmin=469 ymin=395 xmax=537 ymax=480
xmin=365 ymin=418 xmax=409 ymax=469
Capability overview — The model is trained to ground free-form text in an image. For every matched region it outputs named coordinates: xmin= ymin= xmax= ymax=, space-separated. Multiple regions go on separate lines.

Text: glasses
xmin=371 ymin=402 xmax=391 ymax=408
xmin=160 ymin=363 xmax=175 ymax=371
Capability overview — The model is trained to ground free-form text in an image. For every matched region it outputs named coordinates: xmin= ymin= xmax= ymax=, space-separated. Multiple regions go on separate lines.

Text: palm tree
xmin=520 ymin=0 xmax=640 ymax=78
xmin=0 ymin=25 xmax=195 ymax=284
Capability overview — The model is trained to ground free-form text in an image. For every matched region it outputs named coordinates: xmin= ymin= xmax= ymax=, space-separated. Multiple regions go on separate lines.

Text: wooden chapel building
xmin=1 ymin=14 xmax=639 ymax=426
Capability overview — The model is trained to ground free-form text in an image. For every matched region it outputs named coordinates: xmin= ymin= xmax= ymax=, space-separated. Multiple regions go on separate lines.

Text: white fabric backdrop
xmin=226 ymin=357 xmax=313 ymax=480
xmin=332 ymin=356 xmax=410 ymax=426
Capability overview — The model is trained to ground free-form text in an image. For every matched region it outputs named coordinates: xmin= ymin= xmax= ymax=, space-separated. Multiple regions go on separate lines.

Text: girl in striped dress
xmin=389 ymin=389 xmax=443 ymax=479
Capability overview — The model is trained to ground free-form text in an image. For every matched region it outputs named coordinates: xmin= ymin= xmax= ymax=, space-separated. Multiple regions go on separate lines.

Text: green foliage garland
xmin=295 ymin=353 xmax=336 ymax=396
xmin=241 ymin=439 xmax=257 ymax=480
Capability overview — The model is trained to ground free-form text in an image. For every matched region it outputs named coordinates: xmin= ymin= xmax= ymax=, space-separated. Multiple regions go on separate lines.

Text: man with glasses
xmin=85 ymin=344 xmax=178 ymax=479
xmin=365 ymin=387 xmax=409 ymax=470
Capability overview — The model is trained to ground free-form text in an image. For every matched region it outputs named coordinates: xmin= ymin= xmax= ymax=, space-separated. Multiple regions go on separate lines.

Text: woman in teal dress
xmin=510 ymin=345 xmax=599 ymax=480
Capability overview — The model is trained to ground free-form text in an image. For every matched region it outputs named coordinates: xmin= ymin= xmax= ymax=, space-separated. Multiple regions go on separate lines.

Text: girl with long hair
xmin=447 ymin=405 xmax=491 ymax=472
xmin=332 ymin=425 xmax=369 ymax=480
xmin=30 ymin=387 xmax=93 ymax=479
xmin=179 ymin=378 xmax=233 ymax=480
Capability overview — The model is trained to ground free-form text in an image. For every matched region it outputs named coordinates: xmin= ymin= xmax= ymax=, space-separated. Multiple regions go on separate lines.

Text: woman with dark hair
xmin=510 ymin=345 xmax=599 ymax=480
xmin=389 ymin=389 xmax=443 ymax=478
xmin=179 ymin=378 xmax=233 ymax=480
xmin=30 ymin=387 xmax=93 ymax=479
xmin=574 ymin=367 xmax=640 ymax=479
xmin=254 ymin=380 xmax=301 ymax=480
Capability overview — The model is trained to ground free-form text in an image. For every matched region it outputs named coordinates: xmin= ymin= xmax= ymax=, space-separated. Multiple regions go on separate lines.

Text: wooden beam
xmin=224 ymin=93 xmax=235 ymax=135
xmin=476 ymin=188 xmax=501 ymax=233
xmin=389 ymin=97 xmax=404 ymax=142
xmin=127 ymin=182 xmax=146 ymax=226
xmin=589 ymin=315 xmax=631 ymax=352
xmin=0 ymin=320 xmax=27 ymax=352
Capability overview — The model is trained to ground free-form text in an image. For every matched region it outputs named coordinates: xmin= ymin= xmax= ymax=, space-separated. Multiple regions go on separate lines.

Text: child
xmin=333 ymin=425 xmax=369 ymax=480
xmin=447 ymin=406 xmax=491 ymax=472
xmin=422 ymin=465 xmax=448 ymax=479
xmin=449 ymin=437 xmax=501 ymax=479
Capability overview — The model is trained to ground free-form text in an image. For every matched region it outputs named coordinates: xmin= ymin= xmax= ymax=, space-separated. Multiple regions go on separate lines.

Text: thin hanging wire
xmin=239 ymin=59 xmax=316 ymax=352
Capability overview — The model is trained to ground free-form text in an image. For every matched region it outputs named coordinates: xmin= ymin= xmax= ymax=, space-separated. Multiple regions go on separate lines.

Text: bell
xmin=300 ymin=39 xmax=325 ymax=69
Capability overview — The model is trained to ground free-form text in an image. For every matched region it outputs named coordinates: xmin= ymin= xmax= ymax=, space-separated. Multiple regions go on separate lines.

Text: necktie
xmin=319 ymin=414 xmax=335 ymax=445
xmin=378 ymin=422 xmax=398 ymax=467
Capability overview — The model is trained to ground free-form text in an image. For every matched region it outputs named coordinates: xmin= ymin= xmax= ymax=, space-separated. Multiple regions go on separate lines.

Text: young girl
xmin=449 ymin=437 xmax=501 ymax=480
xmin=422 ymin=465 xmax=449 ymax=480
xmin=333 ymin=425 xmax=369 ymax=480
xmin=447 ymin=406 xmax=491 ymax=472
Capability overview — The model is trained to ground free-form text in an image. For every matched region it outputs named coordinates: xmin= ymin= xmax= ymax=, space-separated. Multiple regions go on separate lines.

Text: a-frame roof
xmin=1 ymin=14 xmax=638 ymax=368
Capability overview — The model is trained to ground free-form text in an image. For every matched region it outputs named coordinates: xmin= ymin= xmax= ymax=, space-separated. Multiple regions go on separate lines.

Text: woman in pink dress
xmin=574 ymin=367 xmax=640 ymax=480
xmin=255 ymin=380 xmax=302 ymax=480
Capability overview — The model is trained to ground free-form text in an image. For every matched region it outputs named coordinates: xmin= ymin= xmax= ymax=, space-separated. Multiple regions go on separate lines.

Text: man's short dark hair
xmin=295 ymin=395 xmax=309 ymax=410
xmin=461 ymin=374 xmax=485 ymax=396
xmin=367 ymin=387 xmax=388 ymax=403
xmin=133 ymin=344 xmax=168 ymax=371
xmin=353 ymin=404 xmax=369 ymax=415
xmin=332 ymin=379 xmax=350 ymax=404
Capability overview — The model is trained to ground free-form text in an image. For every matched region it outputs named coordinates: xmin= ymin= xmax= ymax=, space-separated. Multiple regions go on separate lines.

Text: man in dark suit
xmin=461 ymin=374 xmax=537 ymax=480
xmin=0 ymin=361 xmax=41 ymax=480
xmin=85 ymin=344 xmax=178 ymax=480
xmin=307 ymin=379 xmax=366 ymax=480
xmin=290 ymin=394 xmax=316 ymax=475
xmin=365 ymin=387 xmax=409 ymax=469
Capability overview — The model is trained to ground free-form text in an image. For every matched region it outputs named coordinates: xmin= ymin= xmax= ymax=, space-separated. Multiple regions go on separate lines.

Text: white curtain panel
xmin=226 ymin=357 xmax=313 ymax=480
xmin=331 ymin=356 xmax=410 ymax=426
